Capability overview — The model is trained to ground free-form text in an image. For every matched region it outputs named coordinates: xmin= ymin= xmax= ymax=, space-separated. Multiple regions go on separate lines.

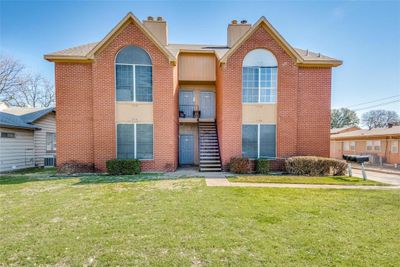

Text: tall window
xmin=46 ymin=133 xmax=56 ymax=152
xmin=391 ymin=140 xmax=399 ymax=153
xmin=242 ymin=49 xmax=277 ymax=103
xmin=115 ymin=46 xmax=152 ymax=102
xmin=242 ymin=124 xmax=276 ymax=159
xmin=117 ymin=124 xmax=153 ymax=160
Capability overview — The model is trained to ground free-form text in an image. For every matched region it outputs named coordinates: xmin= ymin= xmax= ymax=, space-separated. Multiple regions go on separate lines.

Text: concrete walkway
xmin=352 ymin=169 xmax=400 ymax=185
xmin=205 ymin=169 xmax=400 ymax=190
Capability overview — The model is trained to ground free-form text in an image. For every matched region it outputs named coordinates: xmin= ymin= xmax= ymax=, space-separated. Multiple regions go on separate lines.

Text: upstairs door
xmin=199 ymin=91 xmax=215 ymax=119
xmin=179 ymin=90 xmax=194 ymax=118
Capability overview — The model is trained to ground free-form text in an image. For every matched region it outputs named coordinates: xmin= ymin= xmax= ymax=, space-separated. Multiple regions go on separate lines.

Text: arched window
xmin=115 ymin=46 xmax=152 ymax=102
xmin=242 ymin=49 xmax=277 ymax=103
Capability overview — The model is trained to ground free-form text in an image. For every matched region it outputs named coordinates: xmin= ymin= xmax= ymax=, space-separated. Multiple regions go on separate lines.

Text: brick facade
xmin=53 ymin=17 xmax=335 ymax=172
xmin=56 ymin=22 xmax=178 ymax=172
xmin=217 ymin=26 xmax=332 ymax=169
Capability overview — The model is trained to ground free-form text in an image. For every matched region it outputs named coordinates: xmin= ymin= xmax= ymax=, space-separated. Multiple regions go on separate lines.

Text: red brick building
xmin=45 ymin=12 xmax=341 ymax=172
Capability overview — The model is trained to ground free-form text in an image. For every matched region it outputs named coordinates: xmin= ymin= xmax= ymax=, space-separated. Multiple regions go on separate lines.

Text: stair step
xmin=200 ymin=169 xmax=222 ymax=172
xmin=200 ymin=162 xmax=221 ymax=166
xmin=200 ymin=159 xmax=221 ymax=163
xmin=200 ymin=144 xmax=219 ymax=147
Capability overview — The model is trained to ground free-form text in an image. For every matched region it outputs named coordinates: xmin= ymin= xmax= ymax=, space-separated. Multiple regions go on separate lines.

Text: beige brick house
xmin=45 ymin=12 xmax=341 ymax=172
xmin=331 ymin=126 xmax=400 ymax=165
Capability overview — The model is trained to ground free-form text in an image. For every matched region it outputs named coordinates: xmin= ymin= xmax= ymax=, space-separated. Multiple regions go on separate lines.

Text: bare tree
xmin=9 ymin=73 xmax=55 ymax=108
xmin=0 ymin=55 xmax=25 ymax=101
xmin=0 ymin=54 xmax=55 ymax=108
xmin=361 ymin=110 xmax=400 ymax=129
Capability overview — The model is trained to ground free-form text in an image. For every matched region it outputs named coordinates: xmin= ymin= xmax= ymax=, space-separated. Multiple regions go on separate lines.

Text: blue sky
xmin=1 ymin=0 xmax=399 ymax=116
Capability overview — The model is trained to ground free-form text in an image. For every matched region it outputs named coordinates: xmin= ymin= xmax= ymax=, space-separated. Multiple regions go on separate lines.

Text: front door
xmin=199 ymin=91 xmax=215 ymax=119
xmin=179 ymin=90 xmax=194 ymax=118
xmin=179 ymin=134 xmax=194 ymax=165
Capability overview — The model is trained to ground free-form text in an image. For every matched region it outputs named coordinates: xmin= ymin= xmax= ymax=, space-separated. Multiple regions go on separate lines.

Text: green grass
xmin=1 ymin=169 xmax=399 ymax=266
xmin=227 ymin=175 xmax=387 ymax=186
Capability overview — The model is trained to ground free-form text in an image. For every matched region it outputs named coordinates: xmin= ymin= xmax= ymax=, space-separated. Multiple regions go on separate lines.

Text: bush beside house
xmin=106 ymin=159 xmax=141 ymax=175
xmin=229 ymin=157 xmax=251 ymax=174
xmin=256 ymin=159 xmax=270 ymax=174
xmin=285 ymin=156 xmax=347 ymax=176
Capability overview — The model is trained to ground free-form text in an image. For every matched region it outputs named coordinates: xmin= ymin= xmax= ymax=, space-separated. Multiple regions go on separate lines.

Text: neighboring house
xmin=331 ymin=126 xmax=360 ymax=135
xmin=0 ymin=106 xmax=56 ymax=172
xmin=44 ymin=12 xmax=342 ymax=172
xmin=331 ymin=126 xmax=400 ymax=165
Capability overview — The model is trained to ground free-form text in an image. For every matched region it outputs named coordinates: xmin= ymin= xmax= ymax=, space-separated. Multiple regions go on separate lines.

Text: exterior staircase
xmin=198 ymin=122 xmax=222 ymax=172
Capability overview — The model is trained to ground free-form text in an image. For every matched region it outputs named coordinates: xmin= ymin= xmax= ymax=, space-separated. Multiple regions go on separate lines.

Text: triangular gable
xmin=87 ymin=12 xmax=176 ymax=63
xmin=220 ymin=16 xmax=303 ymax=65
xmin=220 ymin=17 xmax=341 ymax=67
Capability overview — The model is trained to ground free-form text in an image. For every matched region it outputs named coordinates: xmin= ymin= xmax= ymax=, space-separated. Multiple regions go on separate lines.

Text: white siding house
xmin=33 ymin=113 xmax=56 ymax=167
xmin=0 ymin=127 xmax=35 ymax=172
xmin=0 ymin=106 xmax=56 ymax=172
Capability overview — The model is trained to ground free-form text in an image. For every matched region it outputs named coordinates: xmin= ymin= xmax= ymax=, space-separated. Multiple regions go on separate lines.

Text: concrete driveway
xmin=352 ymin=169 xmax=400 ymax=185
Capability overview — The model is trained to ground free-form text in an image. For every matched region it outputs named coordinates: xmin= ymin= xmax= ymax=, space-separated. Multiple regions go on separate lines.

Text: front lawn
xmin=227 ymin=175 xmax=387 ymax=186
xmin=1 ymin=169 xmax=399 ymax=266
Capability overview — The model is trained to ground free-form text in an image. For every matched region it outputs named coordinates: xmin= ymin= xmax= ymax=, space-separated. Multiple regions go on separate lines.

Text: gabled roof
xmin=220 ymin=16 xmax=342 ymax=67
xmin=0 ymin=107 xmax=55 ymax=130
xmin=331 ymin=126 xmax=360 ymax=135
xmin=44 ymin=13 xmax=341 ymax=67
xmin=20 ymin=108 xmax=55 ymax=123
xmin=45 ymin=12 xmax=176 ymax=64
xmin=0 ymin=112 xmax=39 ymax=130
xmin=331 ymin=126 xmax=400 ymax=139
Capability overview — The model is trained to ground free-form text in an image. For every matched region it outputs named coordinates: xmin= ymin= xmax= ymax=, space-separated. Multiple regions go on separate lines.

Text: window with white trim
xmin=366 ymin=140 xmax=381 ymax=151
xmin=117 ymin=124 xmax=153 ymax=160
xmin=242 ymin=124 xmax=276 ymax=159
xmin=343 ymin=141 xmax=355 ymax=151
xmin=242 ymin=49 xmax=277 ymax=103
xmin=115 ymin=46 xmax=152 ymax=102
xmin=391 ymin=140 xmax=398 ymax=153
xmin=46 ymin=132 xmax=56 ymax=152
xmin=1 ymin=132 xmax=15 ymax=138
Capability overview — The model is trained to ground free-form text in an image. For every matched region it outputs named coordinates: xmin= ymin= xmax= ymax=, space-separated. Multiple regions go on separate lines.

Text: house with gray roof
xmin=0 ymin=104 xmax=56 ymax=172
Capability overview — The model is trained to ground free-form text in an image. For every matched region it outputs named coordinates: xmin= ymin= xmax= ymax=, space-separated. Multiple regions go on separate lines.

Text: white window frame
xmin=366 ymin=140 xmax=373 ymax=151
xmin=115 ymin=63 xmax=152 ymax=103
xmin=1 ymin=132 xmax=15 ymax=138
xmin=343 ymin=141 xmax=350 ymax=151
xmin=373 ymin=140 xmax=381 ymax=152
xmin=242 ymin=66 xmax=277 ymax=104
xmin=46 ymin=132 xmax=56 ymax=152
xmin=366 ymin=140 xmax=381 ymax=152
xmin=349 ymin=141 xmax=356 ymax=151
xmin=116 ymin=123 xmax=154 ymax=160
xmin=391 ymin=140 xmax=399 ymax=153
xmin=242 ymin=123 xmax=276 ymax=159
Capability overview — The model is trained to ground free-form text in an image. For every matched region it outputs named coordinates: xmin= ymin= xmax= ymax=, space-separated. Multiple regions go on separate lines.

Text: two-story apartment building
xmin=45 ymin=12 xmax=341 ymax=172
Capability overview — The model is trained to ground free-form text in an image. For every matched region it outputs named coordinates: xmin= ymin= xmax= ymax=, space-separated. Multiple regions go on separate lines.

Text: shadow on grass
xmin=0 ymin=175 xmax=73 ymax=185
xmin=0 ymin=172 xmax=197 ymax=185
xmin=73 ymin=173 xmax=176 ymax=185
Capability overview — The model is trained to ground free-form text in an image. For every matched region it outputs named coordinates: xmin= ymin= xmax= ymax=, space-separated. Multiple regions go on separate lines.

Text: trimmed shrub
xmin=229 ymin=157 xmax=251 ymax=174
xmin=57 ymin=161 xmax=96 ymax=174
xmin=285 ymin=156 xmax=347 ymax=176
xmin=106 ymin=159 xmax=141 ymax=175
xmin=256 ymin=159 xmax=270 ymax=174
